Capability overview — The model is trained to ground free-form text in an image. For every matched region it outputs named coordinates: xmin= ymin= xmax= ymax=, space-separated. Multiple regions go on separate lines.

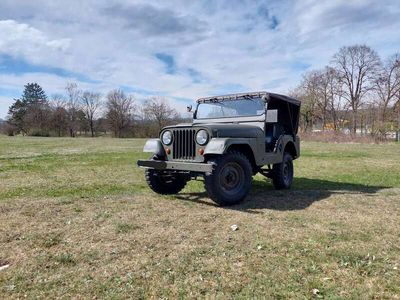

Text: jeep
xmin=137 ymin=92 xmax=301 ymax=206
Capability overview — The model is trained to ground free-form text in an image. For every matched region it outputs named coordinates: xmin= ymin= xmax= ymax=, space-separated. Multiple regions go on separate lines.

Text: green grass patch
xmin=0 ymin=136 xmax=399 ymax=298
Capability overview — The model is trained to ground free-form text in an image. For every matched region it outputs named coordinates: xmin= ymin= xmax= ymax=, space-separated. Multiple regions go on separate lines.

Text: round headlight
xmin=196 ymin=129 xmax=209 ymax=145
xmin=162 ymin=130 xmax=172 ymax=145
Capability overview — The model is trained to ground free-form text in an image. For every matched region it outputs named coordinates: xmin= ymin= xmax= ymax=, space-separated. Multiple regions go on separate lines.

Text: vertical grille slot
xmin=172 ymin=129 xmax=196 ymax=160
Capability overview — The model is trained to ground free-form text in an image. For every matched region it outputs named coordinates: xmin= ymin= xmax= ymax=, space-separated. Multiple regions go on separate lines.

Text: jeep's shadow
xmin=175 ymin=177 xmax=388 ymax=213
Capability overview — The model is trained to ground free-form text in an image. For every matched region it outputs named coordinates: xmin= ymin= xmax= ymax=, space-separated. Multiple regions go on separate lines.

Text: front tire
xmin=272 ymin=152 xmax=294 ymax=189
xmin=145 ymin=169 xmax=188 ymax=195
xmin=204 ymin=151 xmax=252 ymax=206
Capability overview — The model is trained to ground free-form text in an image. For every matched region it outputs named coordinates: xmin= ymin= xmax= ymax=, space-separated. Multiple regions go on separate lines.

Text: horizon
xmin=1 ymin=0 xmax=400 ymax=119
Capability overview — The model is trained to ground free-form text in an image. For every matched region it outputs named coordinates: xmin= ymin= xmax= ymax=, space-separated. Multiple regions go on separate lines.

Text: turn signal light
xmin=198 ymin=148 xmax=204 ymax=155
xmin=165 ymin=148 xmax=171 ymax=155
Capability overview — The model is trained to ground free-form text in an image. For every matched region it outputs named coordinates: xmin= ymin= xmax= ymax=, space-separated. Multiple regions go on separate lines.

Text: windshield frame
xmin=194 ymin=98 xmax=266 ymax=120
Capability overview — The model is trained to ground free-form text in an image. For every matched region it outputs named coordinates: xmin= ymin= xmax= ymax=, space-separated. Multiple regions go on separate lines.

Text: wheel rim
xmin=219 ymin=162 xmax=245 ymax=195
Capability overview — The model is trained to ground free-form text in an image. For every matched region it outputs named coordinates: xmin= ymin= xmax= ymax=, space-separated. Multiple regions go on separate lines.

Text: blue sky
xmin=0 ymin=0 xmax=400 ymax=118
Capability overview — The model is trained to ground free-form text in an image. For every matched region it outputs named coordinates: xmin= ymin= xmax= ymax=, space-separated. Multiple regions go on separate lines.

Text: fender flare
xmin=273 ymin=136 xmax=300 ymax=160
xmin=204 ymin=138 xmax=257 ymax=155
xmin=280 ymin=136 xmax=300 ymax=159
xmin=143 ymin=139 xmax=166 ymax=157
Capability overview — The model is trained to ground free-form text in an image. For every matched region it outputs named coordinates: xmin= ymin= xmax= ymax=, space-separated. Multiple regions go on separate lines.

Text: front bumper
xmin=137 ymin=159 xmax=213 ymax=173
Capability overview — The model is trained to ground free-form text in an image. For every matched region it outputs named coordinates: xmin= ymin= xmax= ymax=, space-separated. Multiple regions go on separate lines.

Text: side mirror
xmin=187 ymin=105 xmax=193 ymax=112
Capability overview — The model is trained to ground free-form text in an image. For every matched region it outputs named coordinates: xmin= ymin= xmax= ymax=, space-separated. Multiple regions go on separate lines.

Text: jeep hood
xmin=164 ymin=123 xmax=263 ymax=138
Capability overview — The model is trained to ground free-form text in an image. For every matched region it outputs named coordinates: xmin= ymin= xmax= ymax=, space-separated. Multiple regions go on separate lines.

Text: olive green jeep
xmin=137 ymin=92 xmax=300 ymax=206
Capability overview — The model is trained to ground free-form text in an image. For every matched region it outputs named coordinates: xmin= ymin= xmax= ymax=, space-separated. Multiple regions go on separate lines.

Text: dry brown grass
xmin=0 ymin=136 xmax=399 ymax=298
xmin=1 ymin=191 xmax=399 ymax=298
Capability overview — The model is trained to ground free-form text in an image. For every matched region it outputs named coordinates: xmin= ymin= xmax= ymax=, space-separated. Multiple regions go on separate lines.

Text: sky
xmin=1 ymin=0 xmax=400 ymax=119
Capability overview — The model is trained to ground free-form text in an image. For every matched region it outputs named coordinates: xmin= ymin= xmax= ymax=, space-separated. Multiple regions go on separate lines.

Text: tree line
xmin=1 ymin=44 xmax=399 ymax=139
xmin=292 ymin=44 xmax=400 ymax=139
xmin=3 ymin=83 xmax=186 ymax=138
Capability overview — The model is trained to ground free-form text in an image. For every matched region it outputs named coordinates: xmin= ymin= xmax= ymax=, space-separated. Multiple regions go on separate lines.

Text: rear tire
xmin=272 ymin=152 xmax=294 ymax=189
xmin=204 ymin=151 xmax=252 ymax=206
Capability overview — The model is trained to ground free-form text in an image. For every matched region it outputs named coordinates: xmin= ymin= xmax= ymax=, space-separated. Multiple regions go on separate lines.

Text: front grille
xmin=172 ymin=129 xmax=196 ymax=160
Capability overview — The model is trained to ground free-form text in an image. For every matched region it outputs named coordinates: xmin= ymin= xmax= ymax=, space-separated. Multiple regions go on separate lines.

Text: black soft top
xmin=197 ymin=91 xmax=301 ymax=106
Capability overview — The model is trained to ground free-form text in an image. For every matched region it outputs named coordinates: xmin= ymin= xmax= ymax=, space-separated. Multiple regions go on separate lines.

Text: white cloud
xmin=0 ymin=96 xmax=14 ymax=119
xmin=0 ymin=0 xmax=399 ymax=119
xmin=0 ymin=72 xmax=98 ymax=95
xmin=0 ymin=20 xmax=71 ymax=63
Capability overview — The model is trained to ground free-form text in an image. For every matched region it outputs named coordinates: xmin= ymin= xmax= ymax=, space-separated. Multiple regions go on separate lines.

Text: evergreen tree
xmin=21 ymin=82 xmax=47 ymax=104
xmin=7 ymin=99 xmax=27 ymax=134
xmin=7 ymin=83 xmax=48 ymax=135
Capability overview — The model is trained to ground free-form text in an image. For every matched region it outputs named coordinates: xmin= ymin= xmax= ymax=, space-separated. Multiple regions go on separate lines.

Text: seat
xmin=265 ymin=124 xmax=284 ymax=151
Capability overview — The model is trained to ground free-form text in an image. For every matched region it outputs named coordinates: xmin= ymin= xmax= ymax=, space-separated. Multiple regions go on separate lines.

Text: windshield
xmin=195 ymin=98 xmax=265 ymax=119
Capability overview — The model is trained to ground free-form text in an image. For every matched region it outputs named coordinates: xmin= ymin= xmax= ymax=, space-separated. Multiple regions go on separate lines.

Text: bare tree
xmin=313 ymin=69 xmax=330 ymax=130
xmin=375 ymin=53 xmax=400 ymax=125
xmin=50 ymin=94 xmax=68 ymax=137
xmin=332 ymin=45 xmax=381 ymax=134
xmin=294 ymin=66 xmax=351 ymax=133
xmin=136 ymin=106 xmax=154 ymax=137
xmin=143 ymin=97 xmax=179 ymax=133
xmin=106 ymin=89 xmax=135 ymax=138
xmin=296 ymin=71 xmax=320 ymax=132
xmin=65 ymin=83 xmax=82 ymax=137
xmin=324 ymin=66 xmax=346 ymax=131
xmin=396 ymin=93 xmax=400 ymax=141
xmin=81 ymin=91 xmax=102 ymax=137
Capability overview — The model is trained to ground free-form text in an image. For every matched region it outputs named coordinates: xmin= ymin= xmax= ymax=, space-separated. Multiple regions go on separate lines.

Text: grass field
xmin=0 ymin=135 xmax=399 ymax=299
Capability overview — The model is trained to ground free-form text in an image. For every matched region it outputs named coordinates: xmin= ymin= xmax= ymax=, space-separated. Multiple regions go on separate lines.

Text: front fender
xmin=204 ymin=138 xmax=229 ymax=154
xmin=143 ymin=139 xmax=166 ymax=157
xmin=204 ymin=138 xmax=257 ymax=155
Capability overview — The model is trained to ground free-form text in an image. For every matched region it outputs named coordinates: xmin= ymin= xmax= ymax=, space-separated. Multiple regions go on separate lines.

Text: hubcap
xmin=219 ymin=162 xmax=245 ymax=195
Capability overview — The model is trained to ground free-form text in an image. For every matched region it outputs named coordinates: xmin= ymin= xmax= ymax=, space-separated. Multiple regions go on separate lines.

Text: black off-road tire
xmin=272 ymin=152 xmax=294 ymax=190
xmin=145 ymin=169 xmax=188 ymax=195
xmin=204 ymin=151 xmax=252 ymax=206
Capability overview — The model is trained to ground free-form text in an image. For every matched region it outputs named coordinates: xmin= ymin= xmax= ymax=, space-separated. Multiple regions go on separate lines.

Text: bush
xmin=29 ymin=130 xmax=51 ymax=137
xmin=1 ymin=122 xmax=17 ymax=136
